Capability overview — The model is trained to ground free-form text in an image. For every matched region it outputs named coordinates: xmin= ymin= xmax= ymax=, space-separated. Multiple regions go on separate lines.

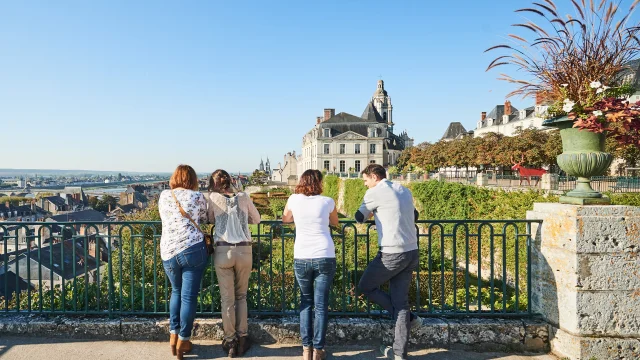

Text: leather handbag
xmin=171 ymin=190 xmax=215 ymax=255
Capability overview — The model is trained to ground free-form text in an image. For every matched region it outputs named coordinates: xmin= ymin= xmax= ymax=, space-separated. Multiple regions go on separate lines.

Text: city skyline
xmin=2 ymin=0 xmax=629 ymax=172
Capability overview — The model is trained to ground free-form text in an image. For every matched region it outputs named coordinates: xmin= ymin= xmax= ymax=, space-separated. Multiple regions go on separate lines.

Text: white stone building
xmin=297 ymin=80 xmax=413 ymax=174
xmin=473 ymin=100 xmax=549 ymax=138
xmin=271 ymin=151 xmax=298 ymax=184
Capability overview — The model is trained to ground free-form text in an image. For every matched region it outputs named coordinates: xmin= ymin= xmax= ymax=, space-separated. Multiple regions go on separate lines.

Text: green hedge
xmin=408 ymin=180 xmax=558 ymax=220
xmin=322 ymin=175 xmax=339 ymax=203
xmin=343 ymin=179 xmax=367 ymax=217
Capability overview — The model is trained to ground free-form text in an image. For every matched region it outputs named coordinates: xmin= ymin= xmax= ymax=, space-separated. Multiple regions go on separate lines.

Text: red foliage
xmin=570 ymin=98 xmax=640 ymax=146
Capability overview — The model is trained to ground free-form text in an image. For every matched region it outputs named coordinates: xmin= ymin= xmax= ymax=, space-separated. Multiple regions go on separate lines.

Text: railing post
xmin=527 ymin=204 xmax=640 ymax=359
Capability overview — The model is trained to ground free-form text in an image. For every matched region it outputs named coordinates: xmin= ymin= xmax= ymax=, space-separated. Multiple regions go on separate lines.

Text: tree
xmin=95 ymin=195 xmax=117 ymax=213
xmin=88 ymin=196 xmax=99 ymax=209
xmin=248 ymin=170 xmax=269 ymax=186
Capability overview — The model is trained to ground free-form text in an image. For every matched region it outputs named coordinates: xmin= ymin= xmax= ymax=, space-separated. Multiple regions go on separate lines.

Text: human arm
xmin=355 ymin=190 xmax=376 ymax=223
xmin=329 ymin=201 xmax=339 ymax=227
xmin=244 ymin=193 xmax=261 ymax=224
xmin=281 ymin=198 xmax=294 ymax=223
xmin=197 ymin=193 xmax=207 ymax=224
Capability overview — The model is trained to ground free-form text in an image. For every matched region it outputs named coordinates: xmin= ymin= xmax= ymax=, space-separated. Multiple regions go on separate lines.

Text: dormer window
xmin=323 ymin=128 xmax=330 ymax=137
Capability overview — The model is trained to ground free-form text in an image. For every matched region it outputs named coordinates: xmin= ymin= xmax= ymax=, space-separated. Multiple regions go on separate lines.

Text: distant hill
xmin=0 ymin=168 xmax=172 ymax=177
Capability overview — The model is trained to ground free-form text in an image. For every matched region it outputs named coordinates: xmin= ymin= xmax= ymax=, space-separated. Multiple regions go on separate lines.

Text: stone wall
xmin=0 ymin=315 xmax=549 ymax=353
xmin=527 ymin=203 xmax=640 ymax=360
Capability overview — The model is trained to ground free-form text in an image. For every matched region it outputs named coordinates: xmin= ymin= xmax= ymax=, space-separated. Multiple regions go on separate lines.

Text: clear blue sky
xmin=0 ymin=0 xmax=596 ymax=173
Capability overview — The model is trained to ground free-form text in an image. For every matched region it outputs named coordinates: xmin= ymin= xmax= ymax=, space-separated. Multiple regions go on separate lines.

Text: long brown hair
xmin=295 ymin=169 xmax=323 ymax=196
xmin=169 ymin=164 xmax=199 ymax=191
xmin=208 ymin=169 xmax=233 ymax=193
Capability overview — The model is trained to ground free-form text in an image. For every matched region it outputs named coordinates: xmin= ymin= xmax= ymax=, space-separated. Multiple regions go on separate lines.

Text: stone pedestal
xmin=436 ymin=173 xmax=446 ymax=182
xmin=476 ymin=173 xmax=488 ymax=186
xmin=526 ymin=203 xmax=640 ymax=360
xmin=540 ymin=174 xmax=559 ymax=191
xmin=407 ymin=173 xmax=414 ymax=182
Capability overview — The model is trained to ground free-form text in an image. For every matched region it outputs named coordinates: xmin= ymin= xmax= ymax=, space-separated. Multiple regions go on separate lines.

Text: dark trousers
xmin=358 ymin=250 xmax=419 ymax=358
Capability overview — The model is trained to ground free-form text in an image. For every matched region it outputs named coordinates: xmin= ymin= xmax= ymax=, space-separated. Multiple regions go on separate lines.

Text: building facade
xmin=271 ymin=151 xmax=298 ymax=184
xmin=473 ymin=100 xmax=549 ymax=138
xmin=298 ymin=80 xmax=413 ymax=174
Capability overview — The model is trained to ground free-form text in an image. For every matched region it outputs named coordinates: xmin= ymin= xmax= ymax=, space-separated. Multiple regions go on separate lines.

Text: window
xmin=354 ymin=144 xmax=360 ymax=154
xmin=355 ymin=160 xmax=361 ymax=172
xmin=370 ymin=160 xmax=376 ymax=164
xmin=340 ymin=144 xmax=346 ymax=154
xmin=324 ymin=144 xmax=330 ymax=154
xmin=323 ymin=128 xmax=330 ymax=137
xmin=324 ymin=161 xmax=330 ymax=171
xmin=339 ymin=160 xmax=346 ymax=172
xmin=370 ymin=144 xmax=376 ymax=154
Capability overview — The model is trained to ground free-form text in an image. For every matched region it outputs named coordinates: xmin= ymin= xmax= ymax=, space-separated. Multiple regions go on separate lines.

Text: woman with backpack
xmin=206 ymin=169 xmax=261 ymax=357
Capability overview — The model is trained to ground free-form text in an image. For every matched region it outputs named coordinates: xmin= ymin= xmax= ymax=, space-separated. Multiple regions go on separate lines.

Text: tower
xmin=372 ymin=80 xmax=393 ymax=131
xmin=259 ymin=158 xmax=265 ymax=172
xmin=265 ymin=158 xmax=271 ymax=174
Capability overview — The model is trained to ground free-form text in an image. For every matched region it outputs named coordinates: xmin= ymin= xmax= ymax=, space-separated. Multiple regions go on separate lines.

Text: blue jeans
xmin=162 ymin=242 xmax=208 ymax=340
xmin=293 ymin=258 xmax=336 ymax=350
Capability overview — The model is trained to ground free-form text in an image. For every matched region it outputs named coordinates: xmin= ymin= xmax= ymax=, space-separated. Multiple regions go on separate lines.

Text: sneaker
xmin=379 ymin=345 xmax=407 ymax=360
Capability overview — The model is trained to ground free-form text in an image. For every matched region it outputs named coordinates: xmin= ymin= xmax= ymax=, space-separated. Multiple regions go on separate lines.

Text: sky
xmin=1 ymin=0 xmax=629 ymax=173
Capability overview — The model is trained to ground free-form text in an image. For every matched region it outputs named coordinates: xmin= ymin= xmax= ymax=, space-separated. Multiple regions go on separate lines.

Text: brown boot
xmin=222 ymin=338 xmax=238 ymax=358
xmin=170 ymin=333 xmax=178 ymax=356
xmin=237 ymin=336 xmax=251 ymax=356
xmin=313 ymin=348 xmax=327 ymax=360
xmin=176 ymin=339 xmax=192 ymax=360
xmin=302 ymin=346 xmax=313 ymax=360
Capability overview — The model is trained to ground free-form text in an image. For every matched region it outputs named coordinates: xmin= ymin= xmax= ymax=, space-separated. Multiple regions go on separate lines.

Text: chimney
xmin=504 ymin=100 xmax=512 ymax=116
xmin=31 ymin=200 xmax=36 ymax=213
xmin=324 ymin=108 xmax=335 ymax=121
xmin=481 ymin=112 xmax=487 ymax=121
xmin=316 ymin=116 xmax=323 ymax=124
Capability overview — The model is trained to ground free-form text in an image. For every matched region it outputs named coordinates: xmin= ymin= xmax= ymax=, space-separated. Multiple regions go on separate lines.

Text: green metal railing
xmin=558 ymin=176 xmax=640 ymax=192
xmin=0 ymin=220 xmax=540 ymax=318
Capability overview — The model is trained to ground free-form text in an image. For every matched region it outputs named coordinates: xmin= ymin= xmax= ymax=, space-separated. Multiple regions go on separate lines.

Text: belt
xmin=215 ymin=241 xmax=252 ymax=247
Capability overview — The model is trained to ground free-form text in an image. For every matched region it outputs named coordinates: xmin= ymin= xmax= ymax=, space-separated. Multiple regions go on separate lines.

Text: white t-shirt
xmin=286 ymin=194 xmax=336 ymax=259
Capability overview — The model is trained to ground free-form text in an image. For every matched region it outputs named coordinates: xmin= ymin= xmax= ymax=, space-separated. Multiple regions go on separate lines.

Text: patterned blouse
xmin=159 ymin=189 xmax=207 ymax=261
xmin=206 ymin=192 xmax=260 ymax=243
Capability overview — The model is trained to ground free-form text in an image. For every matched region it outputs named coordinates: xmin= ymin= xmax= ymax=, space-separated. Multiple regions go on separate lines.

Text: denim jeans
xmin=162 ymin=241 xmax=208 ymax=340
xmin=358 ymin=250 xmax=419 ymax=359
xmin=293 ymin=258 xmax=336 ymax=350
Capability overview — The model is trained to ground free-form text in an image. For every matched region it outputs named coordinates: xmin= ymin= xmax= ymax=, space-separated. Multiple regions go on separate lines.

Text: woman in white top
xmin=282 ymin=169 xmax=339 ymax=360
xmin=159 ymin=164 xmax=208 ymax=359
xmin=206 ymin=169 xmax=260 ymax=357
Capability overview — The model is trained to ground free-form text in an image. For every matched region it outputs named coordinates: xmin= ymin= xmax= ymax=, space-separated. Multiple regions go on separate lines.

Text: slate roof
xmin=361 ymin=102 xmax=384 ymax=123
xmin=117 ymin=204 xmax=138 ymax=214
xmin=481 ymin=104 xmax=520 ymax=127
xmin=0 ymin=271 xmax=32 ymax=301
xmin=442 ymin=122 xmax=468 ymax=140
xmin=44 ymin=196 xmax=67 ymax=207
xmin=49 ymin=209 xmax=106 ymax=222
xmin=10 ymin=237 xmax=110 ymax=281
xmin=322 ymin=112 xmax=372 ymax=124
xmin=134 ymin=192 xmax=148 ymax=203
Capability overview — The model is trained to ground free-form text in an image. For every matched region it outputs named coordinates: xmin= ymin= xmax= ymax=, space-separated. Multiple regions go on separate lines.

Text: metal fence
xmin=558 ymin=176 xmax=640 ymax=192
xmin=390 ymin=172 xmax=640 ymax=192
xmin=0 ymin=220 xmax=540 ymax=318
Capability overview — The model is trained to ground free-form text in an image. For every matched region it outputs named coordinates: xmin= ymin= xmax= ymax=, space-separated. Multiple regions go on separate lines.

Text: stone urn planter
xmin=543 ymin=116 xmax=613 ymax=205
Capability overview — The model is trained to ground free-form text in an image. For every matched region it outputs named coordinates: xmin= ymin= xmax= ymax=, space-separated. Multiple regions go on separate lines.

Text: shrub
xmin=342 ymin=179 xmax=367 ymax=217
xmin=322 ymin=175 xmax=339 ymax=203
